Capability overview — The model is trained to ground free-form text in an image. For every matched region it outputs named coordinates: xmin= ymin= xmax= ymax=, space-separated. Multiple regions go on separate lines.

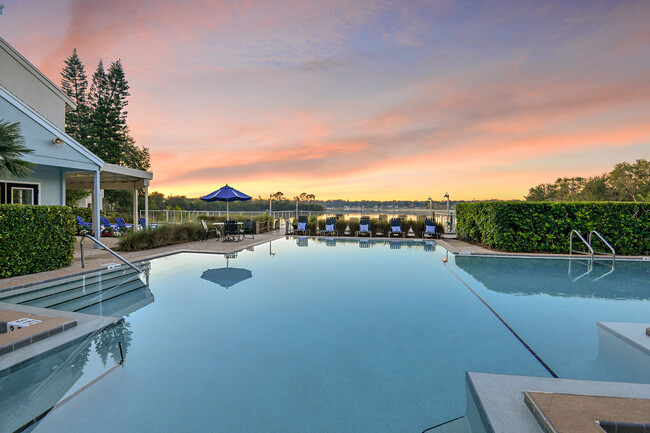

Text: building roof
xmin=0 ymin=36 xmax=76 ymax=110
xmin=66 ymin=164 xmax=153 ymax=190
xmin=0 ymin=83 xmax=103 ymax=167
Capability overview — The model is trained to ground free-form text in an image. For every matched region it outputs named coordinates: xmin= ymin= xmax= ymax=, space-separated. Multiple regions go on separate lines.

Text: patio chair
xmin=319 ymin=217 xmax=338 ymax=236
xmin=423 ymin=218 xmax=439 ymax=239
xmin=242 ymin=219 xmax=255 ymax=239
xmin=115 ymin=217 xmax=133 ymax=231
xmin=101 ymin=217 xmax=117 ymax=230
xmin=222 ymin=220 xmax=241 ymax=242
xmin=76 ymin=216 xmax=91 ymax=231
xmin=295 ymin=215 xmax=309 ymax=236
xmin=138 ymin=217 xmax=158 ymax=230
xmin=388 ymin=218 xmax=404 ymax=238
xmin=355 ymin=216 xmax=371 ymax=237
xmin=200 ymin=219 xmax=219 ymax=241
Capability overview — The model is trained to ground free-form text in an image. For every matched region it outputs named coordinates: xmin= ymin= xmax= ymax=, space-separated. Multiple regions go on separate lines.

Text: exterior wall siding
xmin=0 ymin=47 xmax=66 ymax=129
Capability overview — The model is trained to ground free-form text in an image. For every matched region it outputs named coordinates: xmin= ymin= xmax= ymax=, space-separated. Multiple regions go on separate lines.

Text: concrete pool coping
xmin=1 ymin=233 xmax=647 ymax=292
xmin=0 ymin=302 xmax=120 ymax=374
xmin=466 ymin=372 xmax=650 ymax=433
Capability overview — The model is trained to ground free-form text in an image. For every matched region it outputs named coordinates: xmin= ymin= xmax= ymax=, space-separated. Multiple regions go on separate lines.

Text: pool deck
xmin=1 ymin=233 xmax=647 ymax=291
xmin=0 ymin=230 xmax=286 ymax=291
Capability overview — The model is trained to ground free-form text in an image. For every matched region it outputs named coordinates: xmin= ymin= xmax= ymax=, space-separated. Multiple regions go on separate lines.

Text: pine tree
xmin=60 ymin=49 xmax=89 ymax=142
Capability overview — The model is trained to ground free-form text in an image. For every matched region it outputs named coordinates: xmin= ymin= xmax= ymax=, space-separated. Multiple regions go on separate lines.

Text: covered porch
xmin=66 ymin=163 xmax=153 ymax=236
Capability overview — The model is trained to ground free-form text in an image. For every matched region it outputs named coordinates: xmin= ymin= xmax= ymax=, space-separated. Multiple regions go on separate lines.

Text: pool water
xmin=1 ymin=238 xmax=648 ymax=433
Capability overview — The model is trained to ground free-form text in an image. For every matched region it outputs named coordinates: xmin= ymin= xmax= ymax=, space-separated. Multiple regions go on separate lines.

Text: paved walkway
xmin=0 ymin=231 xmax=285 ymax=290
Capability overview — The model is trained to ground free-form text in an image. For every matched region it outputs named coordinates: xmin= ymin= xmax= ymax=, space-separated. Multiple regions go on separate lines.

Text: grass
xmin=116 ymin=223 xmax=203 ymax=252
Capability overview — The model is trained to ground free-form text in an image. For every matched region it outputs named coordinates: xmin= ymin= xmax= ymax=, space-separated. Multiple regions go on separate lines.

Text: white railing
xmin=140 ymin=209 xmax=456 ymax=232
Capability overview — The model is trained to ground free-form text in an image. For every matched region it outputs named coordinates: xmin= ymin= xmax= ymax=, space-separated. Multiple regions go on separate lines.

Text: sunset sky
xmin=2 ymin=0 xmax=649 ymax=200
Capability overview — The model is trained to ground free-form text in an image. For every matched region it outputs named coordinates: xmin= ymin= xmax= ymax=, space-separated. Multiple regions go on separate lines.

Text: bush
xmin=0 ymin=205 xmax=76 ymax=278
xmin=456 ymin=202 xmax=650 ymax=255
xmin=116 ymin=223 xmax=203 ymax=252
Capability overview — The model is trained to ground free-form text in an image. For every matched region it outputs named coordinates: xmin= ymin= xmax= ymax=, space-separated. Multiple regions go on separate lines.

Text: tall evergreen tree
xmin=60 ymin=49 xmax=89 ymax=142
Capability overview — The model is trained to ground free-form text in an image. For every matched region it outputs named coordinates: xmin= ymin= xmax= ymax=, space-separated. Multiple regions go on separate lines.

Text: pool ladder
xmin=568 ymin=230 xmax=616 ymax=281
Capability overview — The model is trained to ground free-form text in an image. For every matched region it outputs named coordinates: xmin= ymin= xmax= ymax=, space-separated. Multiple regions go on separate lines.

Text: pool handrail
xmin=569 ymin=230 xmax=594 ymax=261
xmin=80 ymin=233 xmax=141 ymax=273
xmin=588 ymin=230 xmax=616 ymax=260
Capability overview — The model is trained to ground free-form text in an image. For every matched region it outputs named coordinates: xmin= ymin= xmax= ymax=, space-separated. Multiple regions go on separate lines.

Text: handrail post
xmin=80 ymin=233 xmax=140 ymax=273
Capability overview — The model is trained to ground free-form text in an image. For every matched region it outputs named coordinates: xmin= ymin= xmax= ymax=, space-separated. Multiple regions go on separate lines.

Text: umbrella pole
xmin=227 ymin=201 xmax=229 ymax=220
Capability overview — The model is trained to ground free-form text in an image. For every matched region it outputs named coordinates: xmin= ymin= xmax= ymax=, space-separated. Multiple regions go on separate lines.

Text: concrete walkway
xmin=0 ymin=231 xmax=285 ymax=290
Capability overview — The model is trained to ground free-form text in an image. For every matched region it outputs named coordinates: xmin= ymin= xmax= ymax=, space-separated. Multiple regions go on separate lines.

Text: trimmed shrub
xmin=116 ymin=223 xmax=204 ymax=252
xmin=0 ymin=205 xmax=76 ymax=278
xmin=456 ymin=202 xmax=650 ymax=255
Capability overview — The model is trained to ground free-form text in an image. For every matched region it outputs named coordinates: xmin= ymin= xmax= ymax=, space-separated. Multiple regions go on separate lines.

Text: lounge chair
xmin=222 ymin=220 xmax=241 ymax=242
xmin=200 ymin=219 xmax=219 ymax=241
xmin=100 ymin=217 xmax=117 ymax=230
xmin=115 ymin=217 xmax=133 ymax=231
xmin=138 ymin=217 xmax=158 ymax=229
xmin=423 ymin=218 xmax=439 ymax=239
xmin=319 ymin=217 xmax=337 ymax=236
xmin=76 ymin=216 xmax=91 ymax=231
xmin=388 ymin=218 xmax=404 ymax=238
xmin=242 ymin=219 xmax=255 ymax=239
xmin=295 ymin=215 xmax=309 ymax=236
xmin=355 ymin=216 xmax=372 ymax=237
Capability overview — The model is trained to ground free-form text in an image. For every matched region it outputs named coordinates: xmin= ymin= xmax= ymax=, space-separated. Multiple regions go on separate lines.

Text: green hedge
xmin=0 ymin=205 xmax=76 ymax=278
xmin=456 ymin=202 xmax=650 ymax=255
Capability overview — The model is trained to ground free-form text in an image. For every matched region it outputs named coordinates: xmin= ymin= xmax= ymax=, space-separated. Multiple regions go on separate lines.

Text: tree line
xmin=525 ymin=159 xmax=649 ymax=202
xmin=147 ymin=192 xmax=324 ymax=212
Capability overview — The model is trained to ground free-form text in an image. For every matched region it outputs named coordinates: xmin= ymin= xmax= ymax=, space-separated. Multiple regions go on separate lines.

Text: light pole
xmin=428 ymin=196 xmax=432 ymax=220
xmin=269 ymin=193 xmax=273 ymax=213
xmin=443 ymin=192 xmax=450 ymax=232
xmin=295 ymin=197 xmax=299 ymax=219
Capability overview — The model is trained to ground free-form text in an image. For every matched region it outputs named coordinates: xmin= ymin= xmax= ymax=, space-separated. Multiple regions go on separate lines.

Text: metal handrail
xmin=588 ymin=230 xmax=616 ymax=259
xmin=569 ymin=230 xmax=594 ymax=261
xmin=80 ymin=233 xmax=141 ymax=273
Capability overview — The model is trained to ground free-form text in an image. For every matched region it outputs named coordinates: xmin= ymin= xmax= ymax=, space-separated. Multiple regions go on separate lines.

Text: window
xmin=12 ymin=188 xmax=34 ymax=204
xmin=2 ymin=182 xmax=39 ymax=205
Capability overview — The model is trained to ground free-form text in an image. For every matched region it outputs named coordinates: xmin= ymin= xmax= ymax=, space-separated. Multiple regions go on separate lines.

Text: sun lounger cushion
xmin=425 ymin=225 xmax=436 ymax=234
xmin=298 ymin=222 xmax=307 ymax=231
xmin=326 ymin=223 xmax=334 ymax=231
xmin=360 ymin=224 xmax=369 ymax=232
xmin=391 ymin=225 xmax=401 ymax=233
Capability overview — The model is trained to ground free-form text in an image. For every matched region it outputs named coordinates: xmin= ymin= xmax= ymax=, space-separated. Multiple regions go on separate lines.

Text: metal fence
xmin=140 ymin=209 xmax=456 ymax=232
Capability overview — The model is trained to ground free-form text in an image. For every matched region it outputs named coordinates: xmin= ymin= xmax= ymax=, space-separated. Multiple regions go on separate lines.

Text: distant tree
xmin=0 ymin=120 xmax=34 ymax=178
xmin=306 ymin=193 xmax=315 ymax=202
xmin=608 ymin=159 xmax=650 ymax=202
xmin=273 ymin=191 xmax=284 ymax=201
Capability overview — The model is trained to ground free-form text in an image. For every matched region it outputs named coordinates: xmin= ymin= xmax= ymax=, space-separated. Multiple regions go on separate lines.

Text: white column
xmin=133 ymin=186 xmax=139 ymax=229
xmin=144 ymin=185 xmax=149 ymax=229
xmin=92 ymin=170 xmax=101 ymax=248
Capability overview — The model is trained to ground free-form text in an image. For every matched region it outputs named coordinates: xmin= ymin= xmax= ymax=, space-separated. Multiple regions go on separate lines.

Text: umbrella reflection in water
xmin=201 ymin=253 xmax=252 ymax=289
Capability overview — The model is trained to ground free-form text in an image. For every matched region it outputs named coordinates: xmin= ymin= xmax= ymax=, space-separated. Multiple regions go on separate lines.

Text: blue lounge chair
xmin=115 ymin=217 xmax=133 ymax=231
xmin=423 ymin=218 xmax=439 ymax=239
xmin=355 ymin=216 xmax=371 ymax=237
xmin=295 ymin=215 xmax=309 ymax=236
xmin=319 ymin=217 xmax=337 ymax=236
xmin=100 ymin=217 xmax=117 ymax=230
xmin=388 ymin=218 xmax=404 ymax=238
xmin=76 ymin=216 xmax=91 ymax=231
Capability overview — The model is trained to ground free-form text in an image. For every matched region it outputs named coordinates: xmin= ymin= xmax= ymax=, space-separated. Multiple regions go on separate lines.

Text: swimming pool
xmin=1 ymin=237 xmax=648 ymax=432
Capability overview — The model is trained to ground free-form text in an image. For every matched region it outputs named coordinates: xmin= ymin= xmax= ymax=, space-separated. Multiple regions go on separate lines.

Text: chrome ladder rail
xmin=569 ymin=230 xmax=594 ymax=261
xmin=80 ymin=233 xmax=141 ymax=273
xmin=588 ymin=230 xmax=616 ymax=260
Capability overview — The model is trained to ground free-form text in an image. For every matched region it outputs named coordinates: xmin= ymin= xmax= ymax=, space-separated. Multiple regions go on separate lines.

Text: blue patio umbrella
xmin=200 ymin=184 xmax=252 ymax=219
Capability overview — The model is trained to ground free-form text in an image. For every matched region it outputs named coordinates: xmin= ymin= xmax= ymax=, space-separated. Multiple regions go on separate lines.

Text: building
xmin=0 ymin=36 xmax=152 ymax=231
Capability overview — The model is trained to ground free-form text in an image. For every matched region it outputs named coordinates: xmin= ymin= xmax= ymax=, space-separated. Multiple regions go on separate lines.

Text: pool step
xmin=47 ymin=278 xmax=147 ymax=312
xmin=0 ymin=267 xmax=140 ymax=304
xmin=0 ymin=267 xmax=147 ymax=313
